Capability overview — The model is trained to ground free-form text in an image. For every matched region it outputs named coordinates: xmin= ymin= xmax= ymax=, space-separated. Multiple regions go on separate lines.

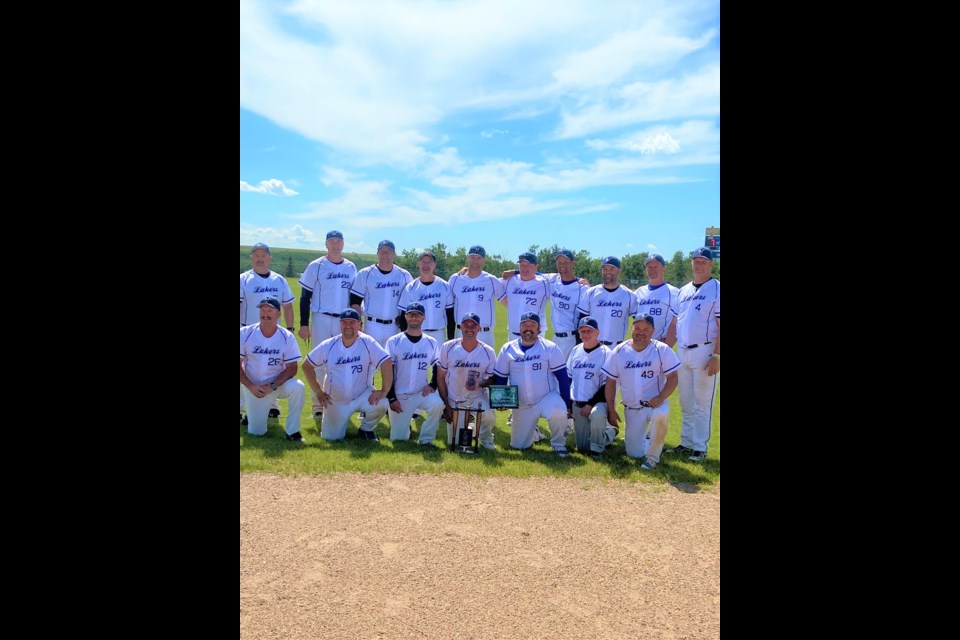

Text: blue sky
xmin=240 ymin=0 xmax=720 ymax=260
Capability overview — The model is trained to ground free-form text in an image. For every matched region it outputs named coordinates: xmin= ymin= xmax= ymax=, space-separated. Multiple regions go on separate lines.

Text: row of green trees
xmin=394 ymin=244 xmax=720 ymax=288
xmin=240 ymin=244 xmax=720 ymax=288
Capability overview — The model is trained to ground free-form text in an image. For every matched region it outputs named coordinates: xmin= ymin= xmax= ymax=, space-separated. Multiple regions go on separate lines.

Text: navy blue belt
xmin=626 ymin=400 xmax=652 ymax=410
xmin=554 ymin=332 xmax=570 ymax=338
xmin=457 ymin=324 xmax=490 ymax=332
xmin=320 ymin=312 xmax=340 ymax=318
xmin=684 ymin=341 xmax=713 ymax=349
xmin=367 ymin=316 xmax=394 ymax=325
xmin=601 ymin=340 xmax=620 ymax=346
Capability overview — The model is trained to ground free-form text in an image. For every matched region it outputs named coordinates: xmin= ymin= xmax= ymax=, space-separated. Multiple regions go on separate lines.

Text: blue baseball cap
xmin=326 ymin=230 xmax=344 ymax=240
xmin=405 ymin=303 xmax=426 ymax=315
xmin=468 ymin=246 xmax=486 ymax=258
xmin=644 ymin=254 xmax=666 ymax=266
xmin=460 ymin=312 xmax=481 ymax=326
xmin=251 ymin=242 xmax=270 ymax=255
xmin=520 ymin=312 xmax=541 ymax=325
xmin=577 ymin=317 xmax=599 ymax=331
xmin=601 ymin=256 xmax=621 ymax=269
xmin=518 ymin=252 xmax=538 ymax=265
xmin=257 ymin=297 xmax=281 ymax=311
xmin=691 ymin=247 xmax=714 ymax=261
xmin=556 ymin=249 xmax=575 ymax=261
xmin=378 ymin=240 xmax=396 ymax=252
xmin=339 ymin=309 xmax=362 ymax=321
xmin=419 ymin=250 xmax=437 ymax=261
xmin=635 ymin=314 xmax=656 ymax=329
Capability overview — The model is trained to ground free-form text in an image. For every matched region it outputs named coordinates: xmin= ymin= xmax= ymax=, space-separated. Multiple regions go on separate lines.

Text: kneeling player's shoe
xmin=360 ymin=430 xmax=379 ymax=442
xmin=268 ymin=408 xmax=281 ymax=418
xmin=687 ymin=450 xmax=706 ymax=463
xmin=639 ymin=459 xmax=658 ymax=471
xmin=285 ymin=432 xmax=305 ymax=443
xmin=241 ymin=415 xmax=249 ymax=426
xmin=666 ymin=445 xmax=693 ymax=456
xmin=481 ymin=441 xmax=497 ymax=451
xmin=240 ymin=413 xmax=243 ymax=424
xmin=555 ymin=448 xmax=571 ymax=458
xmin=313 ymin=411 xmax=323 ymax=419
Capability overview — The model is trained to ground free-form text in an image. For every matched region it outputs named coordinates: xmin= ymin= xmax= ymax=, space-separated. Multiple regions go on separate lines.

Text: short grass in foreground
xmin=239 ymin=278 xmax=720 ymax=486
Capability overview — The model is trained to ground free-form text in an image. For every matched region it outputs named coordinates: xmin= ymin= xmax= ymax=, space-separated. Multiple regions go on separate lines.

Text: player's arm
xmin=273 ymin=361 xmax=299 ymax=388
xmin=446 ymin=308 xmax=456 ymax=340
xmin=298 ymin=289 xmax=313 ymax=340
xmin=282 ymin=302 xmax=295 ymax=332
xmin=706 ymin=318 xmax=720 ymax=376
xmin=370 ymin=358 xmax=394 ymax=404
xmin=664 ymin=316 xmax=677 ymax=348
xmin=651 ymin=371 xmax=679 ymax=409
xmin=302 ymin=356 xmax=330 ymax=407
xmin=604 ymin=378 xmax=620 ymax=428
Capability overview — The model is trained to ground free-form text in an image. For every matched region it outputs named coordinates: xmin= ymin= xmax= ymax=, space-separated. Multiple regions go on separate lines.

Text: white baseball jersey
xmin=567 ymin=344 xmax=612 ymax=403
xmin=500 ymin=275 xmax=550 ymax=335
xmin=602 ymin=340 xmax=681 ymax=408
xmin=305 ymin=333 xmax=390 ymax=403
xmin=299 ymin=256 xmax=358 ymax=313
xmin=634 ymin=283 xmax=679 ymax=342
xmin=676 ymin=279 xmax=720 ymax=347
xmin=385 ymin=333 xmax=440 ymax=396
xmin=239 ymin=285 xmax=244 ymax=327
xmin=398 ymin=278 xmax=453 ymax=332
xmin=350 ymin=265 xmax=413 ymax=321
xmin=438 ymin=339 xmax=497 ymax=403
xmin=543 ymin=273 xmax=588 ymax=336
xmin=239 ymin=270 xmax=295 ymax=326
xmin=240 ymin=325 xmax=301 ymax=384
xmin=494 ymin=338 xmax=567 ymax=408
xmin=447 ymin=272 xmax=505 ymax=329
xmin=577 ymin=285 xmax=638 ymax=344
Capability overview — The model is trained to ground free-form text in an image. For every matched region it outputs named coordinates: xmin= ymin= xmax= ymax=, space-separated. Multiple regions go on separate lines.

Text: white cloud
xmin=240 ymin=179 xmax=300 ymax=196
xmin=481 ymin=129 xmax=510 ymax=139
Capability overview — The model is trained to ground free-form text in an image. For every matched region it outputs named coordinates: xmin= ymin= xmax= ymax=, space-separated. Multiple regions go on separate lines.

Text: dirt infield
xmin=240 ymin=473 xmax=720 ymax=639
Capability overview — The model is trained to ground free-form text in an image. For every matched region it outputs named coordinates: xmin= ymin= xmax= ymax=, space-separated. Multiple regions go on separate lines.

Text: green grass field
xmin=240 ymin=278 xmax=720 ymax=486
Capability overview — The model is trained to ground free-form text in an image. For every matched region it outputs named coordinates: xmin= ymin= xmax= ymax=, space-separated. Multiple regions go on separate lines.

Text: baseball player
xmin=603 ymin=314 xmax=680 ymax=470
xmin=634 ymin=254 xmax=679 ymax=347
xmin=567 ymin=317 xmax=615 ymax=457
xmin=437 ymin=313 xmax=498 ymax=450
xmin=302 ymin=309 xmax=393 ymax=442
xmin=240 ymin=242 xmax=295 ymax=420
xmin=350 ymin=240 xmax=413 ymax=347
xmin=447 ymin=246 xmax=505 ymax=347
xmin=490 ymin=313 xmax=571 ymax=454
xmin=239 ymin=298 xmax=306 ymax=441
xmin=397 ymin=250 xmax=455 ymax=345
xmin=499 ymin=252 xmax=550 ymax=338
xmin=577 ymin=256 xmax=637 ymax=347
xmin=668 ymin=247 xmax=720 ymax=463
xmin=384 ymin=304 xmax=445 ymax=444
xmin=298 ymin=230 xmax=358 ymax=417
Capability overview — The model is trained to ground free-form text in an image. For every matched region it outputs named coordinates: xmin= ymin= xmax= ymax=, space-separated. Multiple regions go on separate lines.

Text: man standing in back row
xmin=398 ymin=250 xmax=455 ymax=345
xmin=668 ymin=247 xmax=720 ymax=463
xmin=299 ymin=230 xmax=358 ymax=418
xmin=350 ymin=240 xmax=413 ymax=347
xmin=578 ymin=256 xmax=637 ymax=347
xmin=634 ymin=254 xmax=678 ymax=347
xmin=447 ymin=246 xmax=504 ymax=348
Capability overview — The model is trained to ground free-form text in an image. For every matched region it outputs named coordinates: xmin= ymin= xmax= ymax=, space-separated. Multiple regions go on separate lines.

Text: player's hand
xmin=706 ymin=358 xmax=720 ymax=376
xmin=313 ymin=389 xmax=330 ymax=408
xmin=298 ymin=326 xmax=311 ymax=341
xmin=648 ymin=396 xmax=663 ymax=409
xmin=607 ymin=412 xmax=620 ymax=428
xmin=252 ymin=383 xmax=272 ymax=399
xmin=579 ymin=405 xmax=592 ymax=418
xmin=458 ymin=267 xmax=469 ymax=276
xmin=369 ymin=389 xmax=386 ymax=404
xmin=578 ymin=277 xmax=590 ymax=286
xmin=421 ymin=385 xmax=434 ymax=397
xmin=389 ymin=399 xmax=403 ymax=413
xmin=443 ymin=407 xmax=454 ymax=423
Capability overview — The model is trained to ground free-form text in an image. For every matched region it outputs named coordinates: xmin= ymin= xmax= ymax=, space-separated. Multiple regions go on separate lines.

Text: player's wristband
xmin=287 ymin=326 xmax=295 ymax=331
xmin=710 ymin=354 xmax=720 ymax=359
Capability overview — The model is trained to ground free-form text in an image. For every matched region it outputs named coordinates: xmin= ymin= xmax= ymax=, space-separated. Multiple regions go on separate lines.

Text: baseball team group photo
xmin=239 ymin=234 xmax=720 ymax=484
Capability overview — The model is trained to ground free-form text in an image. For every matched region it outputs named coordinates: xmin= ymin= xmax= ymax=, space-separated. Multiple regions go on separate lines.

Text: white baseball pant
xmin=243 ymin=379 xmax=305 ymax=437
xmin=320 ymin=389 xmax=389 ymax=441
xmin=309 ymin=312 xmax=342 ymax=413
xmin=363 ymin=320 xmax=399 ymax=347
xmin=422 ymin=328 xmax=447 ymax=344
xmin=677 ymin=346 xmax=718 ymax=454
xmin=389 ymin=391 xmax=445 ymax=443
xmin=510 ymin=392 xmax=568 ymax=450
xmin=553 ymin=335 xmax=576 ymax=360
xmin=623 ymin=403 xmax=670 ymax=463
